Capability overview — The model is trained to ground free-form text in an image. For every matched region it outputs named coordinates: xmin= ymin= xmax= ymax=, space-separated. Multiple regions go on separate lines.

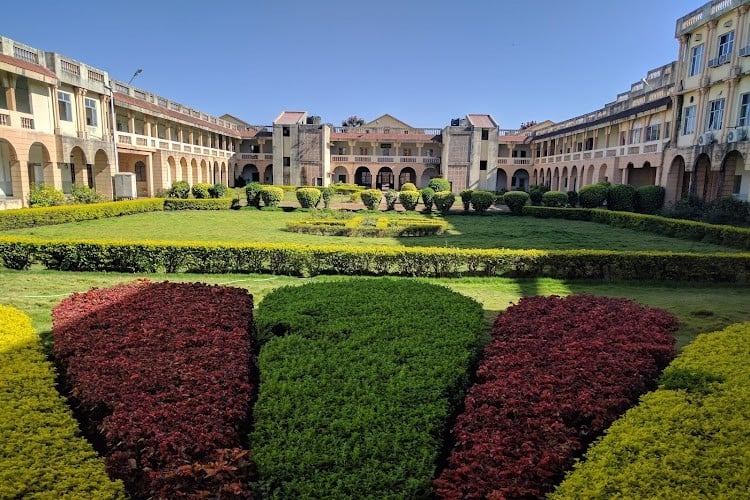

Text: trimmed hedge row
xmin=1 ymin=236 xmax=749 ymax=281
xmin=0 ymin=199 xmax=164 ymax=230
xmin=163 ymin=198 xmax=235 ymax=210
xmin=286 ymin=216 xmax=448 ymax=237
xmin=52 ymin=281 xmax=257 ymax=498
xmin=523 ymin=206 xmax=750 ymax=250
xmin=252 ymin=279 xmax=484 ymax=498
xmin=552 ymin=321 xmax=750 ymax=499
xmin=435 ymin=295 xmax=677 ymax=499
xmin=0 ymin=305 xmax=125 ymax=499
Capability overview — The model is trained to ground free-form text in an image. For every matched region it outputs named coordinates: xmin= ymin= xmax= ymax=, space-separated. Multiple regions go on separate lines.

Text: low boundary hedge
xmin=0 ymin=305 xmax=125 ymax=499
xmin=52 ymin=281 xmax=257 ymax=498
xmin=435 ymin=295 xmax=677 ymax=498
xmin=286 ymin=216 xmax=448 ymax=237
xmin=0 ymin=236 xmax=748 ymax=281
xmin=163 ymin=198 xmax=234 ymax=210
xmin=0 ymin=199 xmax=164 ymax=230
xmin=552 ymin=321 xmax=750 ymax=499
xmin=253 ymin=279 xmax=484 ymax=497
xmin=523 ymin=206 xmax=750 ymax=250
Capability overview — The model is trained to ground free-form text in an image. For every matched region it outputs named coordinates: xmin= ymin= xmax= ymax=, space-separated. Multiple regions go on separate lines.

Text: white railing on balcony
xmin=329 ymin=155 xmax=440 ymax=165
xmin=20 ymin=117 xmax=34 ymax=129
xmin=116 ymin=132 xmax=233 ymax=158
xmin=535 ymin=141 xmax=665 ymax=166
xmin=497 ymin=158 xmax=532 ymax=165
xmin=240 ymin=153 xmax=273 ymax=160
xmin=0 ymin=113 xmax=9 ymax=126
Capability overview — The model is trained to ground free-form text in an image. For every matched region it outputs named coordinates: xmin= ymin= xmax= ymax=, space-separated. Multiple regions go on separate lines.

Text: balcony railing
xmin=239 ymin=153 xmax=273 ymax=160
xmin=536 ymin=141 xmax=664 ymax=166
xmin=497 ymin=158 xmax=532 ymax=165
xmin=740 ymin=45 xmax=750 ymax=57
xmin=116 ymin=132 xmax=234 ymax=158
xmin=708 ymin=53 xmax=732 ymax=67
xmin=329 ymin=154 xmax=440 ymax=164
xmin=0 ymin=113 xmax=9 ymax=127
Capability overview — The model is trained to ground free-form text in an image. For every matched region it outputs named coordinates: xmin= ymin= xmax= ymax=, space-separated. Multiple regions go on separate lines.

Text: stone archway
xmin=180 ymin=158 xmax=189 ymax=183
xmin=496 ymin=169 xmax=508 ymax=191
xmin=664 ymin=155 xmax=688 ymax=203
xmin=167 ymin=156 xmax=177 ymax=186
xmin=191 ymin=159 xmax=199 ymax=184
xmin=200 ymin=160 xmax=208 ymax=183
xmin=692 ymin=153 xmax=715 ymax=201
xmin=586 ymin=164 xmax=595 ymax=185
xmin=376 ymin=167 xmax=394 ymax=189
xmin=263 ymin=164 xmax=273 ymax=184
xmin=355 ymin=166 xmax=372 ymax=187
xmin=28 ymin=142 xmax=53 ymax=189
xmin=333 ymin=166 xmax=348 ymax=184
xmin=70 ymin=147 xmax=88 ymax=188
xmin=511 ymin=168 xmax=529 ymax=191
xmin=398 ymin=167 xmax=416 ymax=189
xmin=598 ymin=164 xmax=608 ymax=183
xmin=94 ymin=149 xmax=113 ymax=199
xmin=220 ymin=162 xmax=227 ymax=185
xmin=242 ymin=164 xmax=260 ymax=183
xmin=0 ymin=139 xmax=20 ymax=198
xmin=719 ymin=151 xmax=744 ymax=199
xmin=569 ymin=166 xmax=578 ymax=191
xmin=420 ymin=167 xmax=438 ymax=188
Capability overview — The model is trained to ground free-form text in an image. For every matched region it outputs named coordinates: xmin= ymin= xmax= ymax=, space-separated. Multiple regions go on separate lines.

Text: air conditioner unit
xmin=697 ymin=132 xmax=715 ymax=146
xmin=728 ymin=127 xmax=748 ymax=143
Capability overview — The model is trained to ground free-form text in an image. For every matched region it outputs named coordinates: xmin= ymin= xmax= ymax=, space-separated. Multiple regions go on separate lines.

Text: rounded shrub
xmin=28 ymin=184 xmax=66 ymax=207
xmin=384 ymin=189 xmax=398 ymax=211
xmin=260 ymin=186 xmax=284 ymax=207
xmin=460 ymin=189 xmax=473 ymax=211
xmin=71 ymin=185 xmax=106 ymax=204
xmin=567 ymin=190 xmax=579 ymax=208
xmin=503 ymin=191 xmax=529 ymax=215
xmin=360 ymin=189 xmax=383 ymax=211
xmin=434 ymin=191 xmax=456 ymax=214
xmin=192 ymin=183 xmax=212 ymax=199
xmin=420 ymin=187 xmax=435 ymax=213
xmin=542 ymin=190 xmax=569 ymax=208
xmin=578 ymin=183 xmax=609 ymax=208
xmin=635 ymin=185 xmax=666 ymax=214
xmin=528 ymin=185 xmax=549 ymax=206
xmin=700 ymin=196 xmax=750 ymax=225
xmin=398 ymin=190 xmax=420 ymax=211
xmin=470 ymin=190 xmax=495 ymax=214
xmin=400 ymin=182 xmax=418 ymax=192
xmin=245 ymin=182 xmax=262 ymax=207
xmin=320 ymin=186 xmax=334 ymax=209
xmin=427 ymin=177 xmax=451 ymax=193
xmin=296 ymin=187 xmax=322 ymax=209
xmin=209 ymin=183 xmax=228 ymax=199
xmin=607 ymin=184 xmax=636 ymax=212
xmin=169 ymin=181 xmax=190 ymax=199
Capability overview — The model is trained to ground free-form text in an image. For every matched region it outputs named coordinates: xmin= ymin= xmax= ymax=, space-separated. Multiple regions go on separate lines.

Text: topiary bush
xmin=542 ymin=190 xmax=569 ymax=207
xmin=28 ymin=183 xmax=66 ymax=207
xmin=528 ymin=184 xmax=549 ymax=206
xmin=566 ymin=190 xmax=579 ymax=207
xmin=503 ymin=191 xmax=529 ymax=215
xmin=245 ymin=182 xmax=262 ymax=207
xmin=259 ymin=186 xmax=284 ymax=208
xmin=434 ymin=191 xmax=456 ymax=214
xmin=384 ymin=189 xmax=398 ymax=211
xmin=578 ymin=183 xmax=609 ymax=208
xmin=460 ymin=190 xmax=473 ymax=211
xmin=208 ymin=183 xmax=228 ymax=199
xmin=420 ymin=187 xmax=435 ymax=213
xmin=320 ymin=186 xmax=334 ymax=209
xmin=427 ymin=177 xmax=451 ymax=193
xmin=470 ymin=190 xmax=495 ymax=214
xmin=360 ymin=189 xmax=383 ymax=210
xmin=168 ymin=181 xmax=190 ymax=199
xmin=400 ymin=182 xmax=418 ymax=192
xmin=635 ymin=185 xmax=666 ymax=214
xmin=700 ymin=196 xmax=750 ymax=226
xmin=607 ymin=184 xmax=636 ymax=212
xmin=399 ymin=190 xmax=420 ymax=211
xmin=191 ymin=183 xmax=212 ymax=199
xmin=295 ymin=187 xmax=321 ymax=209
xmin=71 ymin=185 xmax=106 ymax=204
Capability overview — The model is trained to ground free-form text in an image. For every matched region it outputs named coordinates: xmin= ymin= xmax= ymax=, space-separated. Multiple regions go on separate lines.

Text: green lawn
xmin=2 ymin=209 xmax=740 ymax=253
xmin=3 ymin=269 xmax=748 ymax=352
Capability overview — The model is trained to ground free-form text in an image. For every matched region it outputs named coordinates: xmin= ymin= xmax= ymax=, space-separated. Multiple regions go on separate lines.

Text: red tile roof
xmin=0 ymin=54 xmax=57 ymax=80
xmin=498 ymin=134 xmax=529 ymax=143
xmin=114 ymin=91 xmax=241 ymax=137
xmin=466 ymin=114 xmax=497 ymax=128
xmin=274 ymin=111 xmax=306 ymax=125
xmin=331 ymin=132 xmax=441 ymax=142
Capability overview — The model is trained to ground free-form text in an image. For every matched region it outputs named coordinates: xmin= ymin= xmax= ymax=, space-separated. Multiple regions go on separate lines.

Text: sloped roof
xmin=274 ymin=111 xmax=306 ymax=125
xmin=466 ymin=114 xmax=497 ymax=128
xmin=0 ymin=54 xmax=57 ymax=82
xmin=363 ymin=113 xmax=415 ymax=129
xmin=331 ymin=132 xmax=441 ymax=143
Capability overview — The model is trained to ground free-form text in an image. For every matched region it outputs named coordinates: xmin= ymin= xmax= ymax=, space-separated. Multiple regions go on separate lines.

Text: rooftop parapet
xmin=675 ymin=0 xmax=750 ymax=36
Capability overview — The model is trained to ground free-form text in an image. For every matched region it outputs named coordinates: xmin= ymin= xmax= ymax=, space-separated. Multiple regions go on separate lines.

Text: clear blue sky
xmin=4 ymin=0 xmax=695 ymax=129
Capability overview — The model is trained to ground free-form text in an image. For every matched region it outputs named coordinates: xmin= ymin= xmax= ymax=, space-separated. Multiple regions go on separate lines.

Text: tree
xmin=342 ymin=115 xmax=365 ymax=127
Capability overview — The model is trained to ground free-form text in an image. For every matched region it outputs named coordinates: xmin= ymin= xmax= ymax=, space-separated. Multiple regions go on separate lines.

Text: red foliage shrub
xmin=434 ymin=294 xmax=677 ymax=499
xmin=52 ymin=280 xmax=257 ymax=499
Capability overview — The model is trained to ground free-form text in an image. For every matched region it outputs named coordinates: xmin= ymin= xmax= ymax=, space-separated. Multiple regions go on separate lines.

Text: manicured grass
xmin=2 ymin=269 xmax=749 ymax=352
xmin=2 ymin=209 xmax=740 ymax=253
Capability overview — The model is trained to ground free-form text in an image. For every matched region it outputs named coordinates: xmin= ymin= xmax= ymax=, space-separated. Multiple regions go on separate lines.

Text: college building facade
xmin=1 ymin=0 xmax=749 ymax=209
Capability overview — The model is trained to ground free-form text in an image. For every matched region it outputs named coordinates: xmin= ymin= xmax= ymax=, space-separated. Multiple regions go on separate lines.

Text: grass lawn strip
xmin=252 ymin=279 xmax=484 ymax=498
xmin=0 ymin=304 xmax=125 ymax=499
xmin=551 ymin=321 xmax=750 ymax=499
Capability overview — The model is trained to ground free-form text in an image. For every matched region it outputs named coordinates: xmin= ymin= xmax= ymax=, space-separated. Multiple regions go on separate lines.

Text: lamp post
xmin=128 ymin=68 xmax=142 ymax=85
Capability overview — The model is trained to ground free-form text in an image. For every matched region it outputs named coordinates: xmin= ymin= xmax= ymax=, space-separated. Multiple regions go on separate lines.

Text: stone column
xmin=75 ymin=88 xmax=87 ymax=138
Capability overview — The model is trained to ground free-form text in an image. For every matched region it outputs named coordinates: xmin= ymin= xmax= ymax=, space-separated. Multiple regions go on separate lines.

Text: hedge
xmin=163 ymin=198 xmax=234 ymax=210
xmin=399 ymin=190 xmax=420 ymax=211
xmin=552 ymin=321 xmax=750 ymax=499
xmin=252 ymin=279 xmax=484 ymax=498
xmin=435 ymin=295 xmax=677 ymax=498
xmin=1 ymin=236 xmax=749 ymax=281
xmin=287 ymin=216 xmax=448 ymax=237
xmin=295 ymin=187 xmax=321 ymax=208
xmin=503 ymin=191 xmax=529 ymax=215
xmin=0 ymin=305 xmax=126 ymax=499
xmin=523 ymin=206 xmax=750 ymax=250
xmin=0 ymin=199 xmax=164 ymax=230
xmin=542 ymin=190 xmax=569 ymax=207
xmin=52 ymin=281 xmax=257 ymax=498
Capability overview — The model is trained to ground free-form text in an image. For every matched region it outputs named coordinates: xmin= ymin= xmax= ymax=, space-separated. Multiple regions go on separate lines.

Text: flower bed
xmin=434 ymin=294 xmax=678 ymax=499
xmin=252 ymin=279 xmax=484 ymax=498
xmin=0 ymin=305 xmax=125 ymax=499
xmin=52 ymin=281 xmax=257 ymax=499
xmin=286 ymin=214 xmax=448 ymax=237
xmin=551 ymin=321 xmax=750 ymax=499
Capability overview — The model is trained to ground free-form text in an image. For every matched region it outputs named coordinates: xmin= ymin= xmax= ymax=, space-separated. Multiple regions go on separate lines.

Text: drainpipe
xmin=105 ymin=81 xmax=119 ymax=173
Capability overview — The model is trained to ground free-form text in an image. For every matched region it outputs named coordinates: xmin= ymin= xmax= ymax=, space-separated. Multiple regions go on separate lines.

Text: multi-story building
xmin=2 ymin=0 xmax=750 ymax=209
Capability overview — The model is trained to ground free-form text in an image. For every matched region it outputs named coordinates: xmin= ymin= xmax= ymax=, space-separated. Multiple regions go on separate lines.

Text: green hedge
xmin=163 ymin=198 xmax=234 ymax=210
xmin=252 ymin=279 xmax=484 ymax=497
xmin=0 ymin=305 xmax=126 ymax=499
xmin=1 ymin=236 xmax=748 ymax=281
xmin=287 ymin=216 xmax=448 ymax=237
xmin=523 ymin=206 xmax=750 ymax=250
xmin=542 ymin=190 xmax=568 ymax=207
xmin=552 ymin=322 xmax=750 ymax=499
xmin=0 ymin=199 xmax=164 ymax=230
